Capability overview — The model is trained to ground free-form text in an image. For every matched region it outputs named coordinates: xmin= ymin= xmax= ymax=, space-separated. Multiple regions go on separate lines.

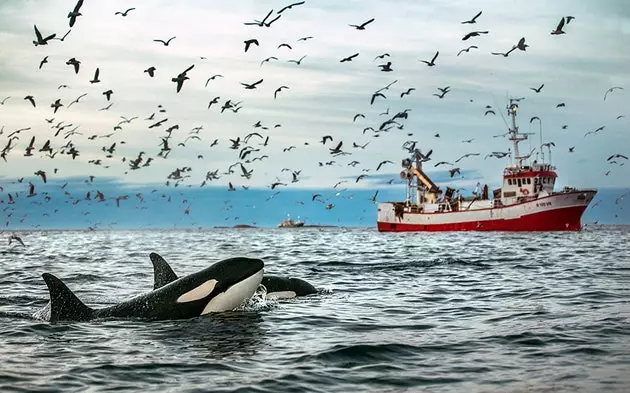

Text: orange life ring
xmin=520 ymin=188 xmax=530 ymax=195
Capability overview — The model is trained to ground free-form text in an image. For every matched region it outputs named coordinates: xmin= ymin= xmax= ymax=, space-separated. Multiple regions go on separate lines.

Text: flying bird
xmin=461 ymin=11 xmax=482 ymax=24
xmin=144 ymin=66 xmax=156 ymax=77
xmin=67 ymin=0 xmax=84 ymax=27
xmin=420 ymin=51 xmax=439 ymax=66
xmin=24 ymin=96 xmax=36 ymax=108
xmin=288 ymin=55 xmax=307 ymax=65
xmin=89 ymin=68 xmax=101 ymax=84
xmin=278 ymin=1 xmax=305 ymax=14
xmin=400 ymin=88 xmax=415 ymax=98
xmin=244 ymin=39 xmax=259 ymax=52
xmin=241 ymin=79 xmax=264 ymax=89
xmin=551 ymin=17 xmax=566 ymax=35
xmin=32 ymin=25 xmax=56 ymax=46
xmin=171 ymin=64 xmax=195 ymax=93
xmin=491 ymin=47 xmax=516 ymax=57
xmin=340 ymin=53 xmax=359 ymax=63
xmin=457 ymin=45 xmax=478 ymax=56
xmin=260 ymin=56 xmax=278 ymax=67
xmin=376 ymin=160 xmax=394 ymax=171
xmin=530 ymin=84 xmax=544 ymax=93
xmin=39 ymin=56 xmax=48 ymax=69
xmin=66 ymin=58 xmax=81 ymax=74
xmin=349 ymin=18 xmax=375 ymax=30
xmin=115 ymin=8 xmax=136 ymax=17
xmin=154 ymin=36 xmax=176 ymax=46
xmin=514 ymin=37 xmax=528 ymax=51
xmin=607 ymin=154 xmax=628 ymax=161
xmin=462 ymin=31 xmax=489 ymax=40
xmin=274 ymin=86 xmax=289 ymax=99
xmin=604 ymin=86 xmax=624 ymax=101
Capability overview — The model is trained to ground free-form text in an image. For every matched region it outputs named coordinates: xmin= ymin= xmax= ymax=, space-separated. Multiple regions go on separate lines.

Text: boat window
xmin=527 ymin=178 xmax=531 ymax=184
xmin=508 ymin=179 xmax=512 ymax=185
xmin=517 ymin=179 xmax=522 ymax=187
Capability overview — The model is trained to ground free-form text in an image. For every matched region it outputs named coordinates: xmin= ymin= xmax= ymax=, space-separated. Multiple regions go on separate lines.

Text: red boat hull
xmin=377 ymin=205 xmax=589 ymax=232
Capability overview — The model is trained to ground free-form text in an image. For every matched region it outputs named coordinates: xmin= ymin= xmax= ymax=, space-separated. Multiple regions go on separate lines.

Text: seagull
xmin=485 ymin=110 xmax=496 ymax=116
xmin=51 ymin=99 xmax=63 ymax=114
xmin=297 ymin=36 xmax=313 ymax=41
xmin=455 ymin=153 xmax=480 ymax=163
xmin=39 ymin=56 xmax=48 ymax=69
xmin=461 ymin=11 xmax=482 ymax=24
xmin=420 ymin=51 xmax=439 ymax=66
xmin=278 ymin=1 xmax=305 ymax=14
xmin=244 ymin=39 xmax=259 ymax=52
xmin=340 ymin=53 xmax=359 ymax=62
xmin=566 ymin=16 xmax=576 ymax=24
xmin=449 ymin=168 xmax=461 ymax=178
xmin=551 ymin=17 xmax=566 ymax=35
xmin=278 ymin=43 xmax=292 ymax=50
xmin=378 ymin=62 xmax=393 ymax=72
xmin=374 ymin=53 xmax=390 ymax=61
xmin=205 ymin=75 xmax=223 ymax=86
xmin=89 ymin=68 xmax=101 ymax=83
xmin=24 ymin=96 xmax=36 ymax=108
xmin=530 ymin=84 xmax=544 ymax=93
xmin=514 ymin=37 xmax=529 ymax=51
xmin=154 ymin=36 xmax=176 ymax=46
xmin=287 ymin=55 xmax=307 ymax=65
xmin=371 ymin=92 xmax=386 ymax=105
xmin=457 ymin=45 xmax=478 ymax=56
xmin=400 ymin=88 xmax=415 ymax=98
xmin=171 ymin=64 xmax=195 ymax=93
xmin=260 ymin=56 xmax=278 ymax=67
xmin=32 ymin=25 xmax=56 ymax=46
xmin=115 ymin=8 xmax=135 ymax=17
xmin=604 ymin=86 xmax=624 ymax=101
xmin=67 ymin=0 xmax=84 ymax=27
xmin=144 ymin=66 xmax=156 ymax=77
xmin=434 ymin=161 xmax=453 ymax=167
xmin=241 ymin=79 xmax=264 ymax=89
xmin=376 ymin=160 xmax=394 ymax=171
xmin=274 ymin=86 xmax=289 ymax=99
xmin=66 ymin=58 xmax=81 ymax=74
xmin=462 ymin=31 xmax=489 ymax=40
xmin=102 ymin=90 xmax=113 ymax=101
xmin=349 ymin=18 xmax=375 ymax=30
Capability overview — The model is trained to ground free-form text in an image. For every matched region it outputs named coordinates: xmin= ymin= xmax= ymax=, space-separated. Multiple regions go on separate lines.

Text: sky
xmin=0 ymin=0 xmax=629 ymax=229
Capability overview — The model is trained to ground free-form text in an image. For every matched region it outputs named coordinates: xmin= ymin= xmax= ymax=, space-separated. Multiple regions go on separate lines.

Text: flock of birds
xmin=0 ymin=1 xmax=628 ymax=233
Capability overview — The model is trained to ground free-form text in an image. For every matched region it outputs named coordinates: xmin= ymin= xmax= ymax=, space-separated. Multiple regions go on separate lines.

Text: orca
xmin=43 ymin=255 xmax=264 ymax=322
xmin=261 ymin=276 xmax=318 ymax=300
xmin=150 ymin=253 xmax=317 ymax=300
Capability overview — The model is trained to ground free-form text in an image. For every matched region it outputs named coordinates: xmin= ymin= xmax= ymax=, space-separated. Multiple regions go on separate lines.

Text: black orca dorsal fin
xmin=42 ymin=273 xmax=94 ymax=322
xmin=149 ymin=252 xmax=178 ymax=290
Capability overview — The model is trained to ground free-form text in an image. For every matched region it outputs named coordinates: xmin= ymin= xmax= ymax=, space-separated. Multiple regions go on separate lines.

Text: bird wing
xmin=472 ymin=11 xmax=482 ymax=21
xmin=73 ymin=0 xmax=84 ymax=13
xmin=556 ymin=17 xmax=565 ymax=31
xmin=34 ymin=25 xmax=43 ymax=41
xmin=431 ymin=51 xmax=439 ymax=63
xmin=361 ymin=18 xmax=375 ymax=27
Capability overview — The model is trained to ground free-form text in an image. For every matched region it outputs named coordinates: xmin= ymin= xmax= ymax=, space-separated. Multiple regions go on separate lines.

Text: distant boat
xmin=278 ymin=214 xmax=304 ymax=228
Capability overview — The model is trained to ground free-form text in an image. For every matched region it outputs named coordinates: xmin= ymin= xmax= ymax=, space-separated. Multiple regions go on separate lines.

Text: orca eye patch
xmin=176 ymin=279 xmax=218 ymax=303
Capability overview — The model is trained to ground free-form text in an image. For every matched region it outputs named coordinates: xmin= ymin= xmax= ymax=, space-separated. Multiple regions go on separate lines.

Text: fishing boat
xmin=377 ymin=99 xmax=597 ymax=232
xmin=278 ymin=214 xmax=305 ymax=228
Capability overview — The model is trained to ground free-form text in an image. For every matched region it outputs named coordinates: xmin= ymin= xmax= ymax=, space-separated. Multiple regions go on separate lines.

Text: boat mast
xmin=507 ymin=99 xmax=528 ymax=168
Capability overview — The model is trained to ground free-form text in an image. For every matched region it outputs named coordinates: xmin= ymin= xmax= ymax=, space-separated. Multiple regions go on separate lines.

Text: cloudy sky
xmin=0 ymin=0 xmax=629 ymax=228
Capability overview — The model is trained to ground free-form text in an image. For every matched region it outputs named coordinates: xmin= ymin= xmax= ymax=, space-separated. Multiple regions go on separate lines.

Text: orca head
xmin=175 ymin=257 xmax=264 ymax=315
